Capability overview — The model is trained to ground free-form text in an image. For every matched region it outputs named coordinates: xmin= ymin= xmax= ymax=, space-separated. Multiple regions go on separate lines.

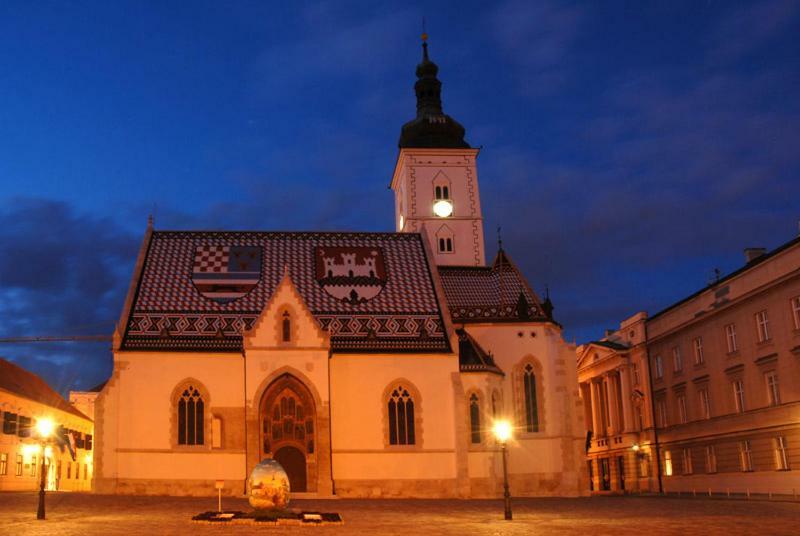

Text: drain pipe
xmin=327 ymin=347 xmax=335 ymax=495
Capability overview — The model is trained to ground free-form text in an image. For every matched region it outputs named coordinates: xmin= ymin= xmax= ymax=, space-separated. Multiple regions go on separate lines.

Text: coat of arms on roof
xmin=315 ymin=247 xmax=387 ymax=305
xmin=192 ymin=245 xmax=262 ymax=303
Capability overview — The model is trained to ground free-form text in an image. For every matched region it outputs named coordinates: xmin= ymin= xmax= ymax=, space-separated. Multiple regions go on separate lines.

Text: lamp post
xmin=493 ymin=420 xmax=513 ymax=520
xmin=35 ymin=418 xmax=55 ymax=520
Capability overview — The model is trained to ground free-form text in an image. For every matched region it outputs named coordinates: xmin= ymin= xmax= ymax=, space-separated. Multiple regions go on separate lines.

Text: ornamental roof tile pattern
xmin=121 ymin=231 xmax=450 ymax=353
xmin=438 ymin=250 xmax=546 ymax=323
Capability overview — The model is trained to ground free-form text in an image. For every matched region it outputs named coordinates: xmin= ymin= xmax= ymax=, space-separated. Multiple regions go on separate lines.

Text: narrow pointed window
xmin=282 ymin=311 xmax=291 ymax=342
xmin=523 ymin=364 xmax=539 ymax=432
xmin=177 ymin=385 xmax=205 ymax=445
xmin=469 ymin=394 xmax=481 ymax=444
xmin=388 ymin=386 xmax=415 ymax=445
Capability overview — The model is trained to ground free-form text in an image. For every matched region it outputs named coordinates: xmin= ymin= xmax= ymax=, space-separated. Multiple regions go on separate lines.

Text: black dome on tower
xmin=399 ymin=39 xmax=470 ymax=149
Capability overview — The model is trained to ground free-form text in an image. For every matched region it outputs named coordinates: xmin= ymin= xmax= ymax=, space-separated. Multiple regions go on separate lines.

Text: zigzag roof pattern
xmin=121 ymin=230 xmax=450 ymax=353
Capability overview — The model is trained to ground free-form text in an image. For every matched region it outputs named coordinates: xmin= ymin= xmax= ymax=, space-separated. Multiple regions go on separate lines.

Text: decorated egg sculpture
xmin=248 ymin=458 xmax=291 ymax=510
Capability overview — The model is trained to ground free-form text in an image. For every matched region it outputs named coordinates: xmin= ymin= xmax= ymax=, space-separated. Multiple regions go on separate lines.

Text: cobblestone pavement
xmin=1 ymin=492 xmax=799 ymax=536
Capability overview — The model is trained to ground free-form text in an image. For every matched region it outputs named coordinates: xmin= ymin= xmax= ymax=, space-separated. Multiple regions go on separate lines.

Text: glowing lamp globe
xmin=432 ymin=199 xmax=453 ymax=218
xmin=36 ymin=418 xmax=55 ymax=438
xmin=493 ymin=420 xmax=512 ymax=443
xmin=248 ymin=458 xmax=291 ymax=510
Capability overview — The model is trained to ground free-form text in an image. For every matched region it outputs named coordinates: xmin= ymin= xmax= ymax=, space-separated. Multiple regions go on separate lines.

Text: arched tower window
xmin=523 ymin=364 xmax=539 ymax=432
xmin=436 ymin=225 xmax=455 ymax=254
xmin=282 ymin=311 xmax=291 ymax=342
xmin=469 ymin=393 xmax=481 ymax=444
xmin=388 ymin=385 xmax=415 ymax=445
xmin=177 ymin=385 xmax=204 ymax=445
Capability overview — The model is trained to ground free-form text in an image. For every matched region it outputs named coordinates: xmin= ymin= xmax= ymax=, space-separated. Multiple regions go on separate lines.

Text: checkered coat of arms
xmin=192 ymin=245 xmax=262 ymax=303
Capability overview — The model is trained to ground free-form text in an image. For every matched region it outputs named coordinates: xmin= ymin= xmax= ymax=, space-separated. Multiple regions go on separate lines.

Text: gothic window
xmin=469 ymin=394 xmax=481 ymax=444
xmin=177 ymin=385 xmax=204 ymax=445
xmin=523 ymin=364 xmax=539 ymax=432
xmin=388 ymin=385 xmax=415 ymax=445
xmin=491 ymin=390 xmax=501 ymax=417
xmin=282 ymin=311 xmax=291 ymax=342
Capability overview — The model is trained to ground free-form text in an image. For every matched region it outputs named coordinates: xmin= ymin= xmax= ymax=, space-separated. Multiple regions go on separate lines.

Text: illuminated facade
xmin=577 ymin=313 xmax=659 ymax=493
xmin=580 ymin=237 xmax=800 ymax=495
xmin=0 ymin=358 xmax=94 ymax=492
xmin=93 ymin=41 xmax=588 ymax=498
xmin=647 ymin=239 xmax=800 ymax=495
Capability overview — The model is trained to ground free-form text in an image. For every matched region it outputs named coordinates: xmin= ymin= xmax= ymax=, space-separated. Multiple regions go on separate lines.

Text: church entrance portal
xmin=274 ymin=446 xmax=307 ymax=492
xmin=259 ymin=373 xmax=316 ymax=492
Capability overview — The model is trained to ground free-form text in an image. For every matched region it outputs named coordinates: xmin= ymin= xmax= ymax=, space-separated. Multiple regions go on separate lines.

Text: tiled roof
xmin=438 ymin=250 xmax=547 ymax=323
xmin=591 ymin=340 xmax=630 ymax=351
xmin=456 ymin=330 xmax=503 ymax=375
xmin=121 ymin=231 xmax=450 ymax=353
xmin=0 ymin=358 xmax=91 ymax=421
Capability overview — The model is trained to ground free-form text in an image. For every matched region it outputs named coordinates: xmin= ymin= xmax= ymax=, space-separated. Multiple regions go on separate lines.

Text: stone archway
xmin=259 ymin=373 xmax=316 ymax=492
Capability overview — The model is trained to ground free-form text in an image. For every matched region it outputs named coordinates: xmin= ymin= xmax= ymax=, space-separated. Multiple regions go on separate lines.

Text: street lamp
xmin=35 ymin=418 xmax=55 ymax=520
xmin=493 ymin=419 xmax=513 ymax=520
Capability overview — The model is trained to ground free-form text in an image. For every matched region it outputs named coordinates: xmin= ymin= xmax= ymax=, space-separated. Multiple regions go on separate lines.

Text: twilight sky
xmin=1 ymin=1 xmax=798 ymax=395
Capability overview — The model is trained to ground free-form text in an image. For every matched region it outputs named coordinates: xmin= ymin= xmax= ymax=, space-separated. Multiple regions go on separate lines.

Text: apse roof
xmin=120 ymin=230 xmax=450 ymax=353
xmin=438 ymin=250 xmax=548 ymax=323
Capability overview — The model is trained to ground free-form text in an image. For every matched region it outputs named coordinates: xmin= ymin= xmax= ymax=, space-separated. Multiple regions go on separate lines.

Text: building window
xmin=0 ymin=453 xmax=7 ymax=475
xmin=281 ymin=312 xmax=291 ymax=342
xmin=523 ymin=364 xmax=539 ymax=432
xmin=18 ymin=416 xmax=32 ymax=438
xmin=656 ymin=399 xmax=668 ymax=428
xmin=792 ymin=296 xmax=800 ymax=330
xmin=677 ymin=394 xmax=687 ymax=424
xmin=15 ymin=454 xmax=23 ymax=476
xmin=66 ymin=462 xmax=71 ymax=479
xmin=469 ymin=394 xmax=481 ymax=444
xmin=654 ymin=356 xmax=663 ymax=379
xmin=632 ymin=363 xmax=640 ymax=386
xmin=705 ymin=445 xmax=717 ymax=473
xmin=765 ymin=371 xmax=780 ymax=406
xmin=388 ymin=385 xmax=415 ymax=445
xmin=30 ymin=456 xmax=37 ymax=476
xmin=177 ymin=385 xmax=205 ymax=446
xmin=672 ymin=347 xmax=683 ymax=373
xmin=663 ymin=450 xmax=673 ymax=476
xmin=755 ymin=310 xmax=770 ymax=342
xmin=84 ymin=464 xmax=88 ymax=480
xmin=739 ymin=440 xmax=753 ymax=472
xmin=491 ymin=390 xmax=500 ymax=418
xmin=693 ymin=337 xmax=704 ymax=365
xmin=434 ymin=184 xmax=450 ymax=200
xmin=725 ymin=324 xmax=738 ymax=353
xmin=634 ymin=405 xmax=643 ymax=431
xmin=774 ymin=437 xmax=790 ymax=470
xmin=2 ymin=412 xmax=17 ymax=435
xmin=682 ymin=448 xmax=693 ymax=475
xmin=732 ymin=380 xmax=745 ymax=413
xmin=438 ymin=237 xmax=453 ymax=253
xmin=699 ymin=388 xmax=711 ymax=419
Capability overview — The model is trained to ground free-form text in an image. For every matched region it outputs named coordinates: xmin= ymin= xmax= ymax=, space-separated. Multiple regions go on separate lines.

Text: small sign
xmin=214 ymin=480 xmax=225 ymax=490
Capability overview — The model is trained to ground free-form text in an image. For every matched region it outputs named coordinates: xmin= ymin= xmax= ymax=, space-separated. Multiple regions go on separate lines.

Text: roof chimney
xmin=744 ymin=247 xmax=767 ymax=263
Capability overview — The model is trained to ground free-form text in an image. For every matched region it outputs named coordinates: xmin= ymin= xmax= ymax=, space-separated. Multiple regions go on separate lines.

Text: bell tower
xmin=390 ymin=36 xmax=486 ymax=267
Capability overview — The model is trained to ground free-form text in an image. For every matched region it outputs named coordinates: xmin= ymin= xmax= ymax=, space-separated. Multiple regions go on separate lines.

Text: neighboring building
xmin=577 ymin=313 xmax=659 ymax=494
xmin=0 ymin=358 xmax=94 ymax=492
xmin=69 ymin=383 xmax=104 ymax=423
xmin=647 ymin=239 xmax=800 ymax=495
xmin=93 ymin=40 xmax=588 ymax=498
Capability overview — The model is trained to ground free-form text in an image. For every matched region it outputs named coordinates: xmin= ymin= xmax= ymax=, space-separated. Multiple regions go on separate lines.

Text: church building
xmin=94 ymin=40 xmax=587 ymax=498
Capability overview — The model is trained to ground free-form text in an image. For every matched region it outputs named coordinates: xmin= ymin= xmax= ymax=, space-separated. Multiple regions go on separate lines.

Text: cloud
xmin=0 ymin=198 xmax=138 ymax=393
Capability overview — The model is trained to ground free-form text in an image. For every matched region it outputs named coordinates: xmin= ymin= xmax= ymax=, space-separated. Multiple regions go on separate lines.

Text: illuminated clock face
xmin=433 ymin=199 xmax=453 ymax=218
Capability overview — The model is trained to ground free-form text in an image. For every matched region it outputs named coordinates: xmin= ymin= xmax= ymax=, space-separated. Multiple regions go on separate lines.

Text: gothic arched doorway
xmin=259 ymin=373 xmax=316 ymax=492
xmin=274 ymin=446 xmax=307 ymax=492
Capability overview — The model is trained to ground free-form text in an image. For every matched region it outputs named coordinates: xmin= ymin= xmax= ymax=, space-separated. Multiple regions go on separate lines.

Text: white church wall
xmin=329 ymin=353 xmax=463 ymax=497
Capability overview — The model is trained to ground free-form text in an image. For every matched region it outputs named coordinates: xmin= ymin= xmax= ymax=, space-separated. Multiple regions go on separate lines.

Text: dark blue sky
xmin=1 ymin=1 xmax=798 ymax=395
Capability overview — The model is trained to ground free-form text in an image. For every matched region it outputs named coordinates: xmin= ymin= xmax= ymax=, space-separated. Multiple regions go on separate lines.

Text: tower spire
xmin=398 ymin=31 xmax=469 ymax=149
